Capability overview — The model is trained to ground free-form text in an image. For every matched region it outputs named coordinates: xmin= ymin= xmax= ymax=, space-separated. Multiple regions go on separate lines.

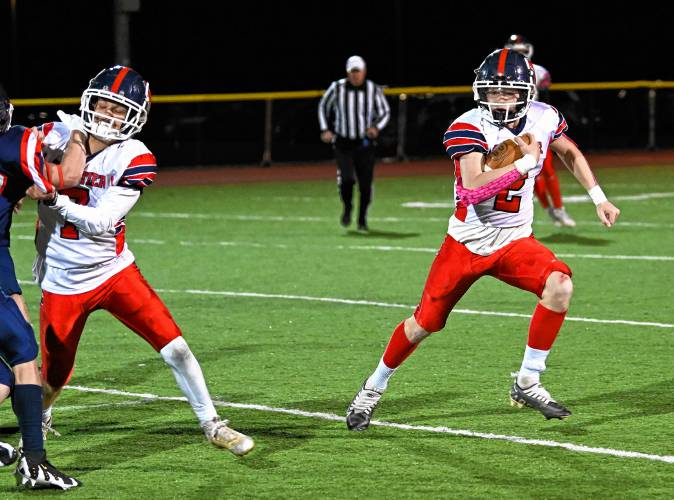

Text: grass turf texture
xmin=1 ymin=165 xmax=673 ymax=498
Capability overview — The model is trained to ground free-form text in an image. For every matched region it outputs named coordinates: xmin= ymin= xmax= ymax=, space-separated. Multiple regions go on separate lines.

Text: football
xmin=484 ymin=133 xmax=533 ymax=170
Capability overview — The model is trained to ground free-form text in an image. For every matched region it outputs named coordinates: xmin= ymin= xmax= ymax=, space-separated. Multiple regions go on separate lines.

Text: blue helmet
xmin=472 ymin=49 xmax=536 ymax=126
xmin=0 ymin=97 xmax=13 ymax=134
xmin=80 ymin=65 xmax=151 ymax=141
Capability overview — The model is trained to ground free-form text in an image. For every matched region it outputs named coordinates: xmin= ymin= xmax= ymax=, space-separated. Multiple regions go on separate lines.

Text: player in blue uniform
xmin=0 ymin=95 xmax=81 ymax=490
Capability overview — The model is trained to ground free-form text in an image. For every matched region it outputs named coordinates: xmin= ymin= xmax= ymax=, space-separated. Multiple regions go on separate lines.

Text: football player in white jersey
xmin=26 ymin=66 xmax=254 ymax=456
xmin=345 ymin=49 xmax=620 ymax=430
xmin=505 ymin=34 xmax=576 ymax=227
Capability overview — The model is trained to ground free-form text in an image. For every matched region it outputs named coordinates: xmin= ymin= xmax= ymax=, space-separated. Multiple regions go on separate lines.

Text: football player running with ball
xmin=22 ymin=66 xmax=254 ymax=456
xmin=346 ymin=49 xmax=620 ymax=429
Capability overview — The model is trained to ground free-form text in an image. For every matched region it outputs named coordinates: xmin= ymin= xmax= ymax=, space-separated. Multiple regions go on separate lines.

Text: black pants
xmin=334 ymin=138 xmax=376 ymax=225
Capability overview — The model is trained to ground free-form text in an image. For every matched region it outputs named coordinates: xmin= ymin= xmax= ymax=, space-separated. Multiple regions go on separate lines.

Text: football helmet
xmin=80 ymin=65 xmax=151 ymax=141
xmin=0 ymin=97 xmax=13 ymax=134
xmin=473 ymin=49 xmax=536 ymax=126
xmin=505 ymin=34 xmax=534 ymax=59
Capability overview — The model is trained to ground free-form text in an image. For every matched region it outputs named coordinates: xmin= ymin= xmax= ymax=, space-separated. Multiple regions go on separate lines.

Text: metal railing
xmin=12 ymin=81 xmax=674 ymax=166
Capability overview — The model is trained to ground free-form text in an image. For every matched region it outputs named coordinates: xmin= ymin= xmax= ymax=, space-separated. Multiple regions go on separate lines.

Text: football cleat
xmin=0 ymin=441 xmax=17 ymax=467
xmin=201 ymin=418 xmax=255 ymax=456
xmin=14 ymin=450 xmax=81 ymax=490
xmin=549 ymin=207 xmax=576 ymax=227
xmin=346 ymin=382 xmax=383 ymax=431
xmin=510 ymin=381 xmax=572 ymax=420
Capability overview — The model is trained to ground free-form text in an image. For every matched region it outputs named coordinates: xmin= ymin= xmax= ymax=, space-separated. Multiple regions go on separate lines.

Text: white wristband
xmin=514 ymin=154 xmax=537 ymax=174
xmin=588 ymin=185 xmax=607 ymax=206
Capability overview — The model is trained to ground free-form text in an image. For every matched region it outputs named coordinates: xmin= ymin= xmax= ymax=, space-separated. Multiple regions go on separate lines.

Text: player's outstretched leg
xmin=160 ymin=337 xmax=254 ymax=456
xmin=346 ymin=317 xmax=427 ymax=430
xmin=510 ymin=271 xmax=573 ymax=420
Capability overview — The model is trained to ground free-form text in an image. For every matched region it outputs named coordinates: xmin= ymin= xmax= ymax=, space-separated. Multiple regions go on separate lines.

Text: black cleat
xmin=510 ymin=381 xmax=572 ymax=420
xmin=14 ymin=450 xmax=81 ymax=490
xmin=0 ymin=441 xmax=17 ymax=467
xmin=346 ymin=382 xmax=383 ymax=431
xmin=357 ymin=222 xmax=369 ymax=232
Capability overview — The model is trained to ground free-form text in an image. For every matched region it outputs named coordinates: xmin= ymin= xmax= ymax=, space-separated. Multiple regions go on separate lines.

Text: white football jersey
xmin=533 ymin=63 xmax=551 ymax=93
xmin=34 ymin=122 xmax=157 ymax=294
xmin=442 ymin=101 xmax=568 ymax=255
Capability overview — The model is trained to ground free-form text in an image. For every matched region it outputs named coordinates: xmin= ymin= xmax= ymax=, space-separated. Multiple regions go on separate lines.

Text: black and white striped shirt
xmin=318 ymin=79 xmax=390 ymax=140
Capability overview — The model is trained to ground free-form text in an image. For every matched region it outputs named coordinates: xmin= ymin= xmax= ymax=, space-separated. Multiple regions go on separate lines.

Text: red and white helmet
xmin=505 ymin=34 xmax=534 ymax=59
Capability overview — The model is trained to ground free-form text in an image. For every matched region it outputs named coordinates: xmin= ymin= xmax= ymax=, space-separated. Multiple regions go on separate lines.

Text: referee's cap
xmin=346 ymin=55 xmax=366 ymax=72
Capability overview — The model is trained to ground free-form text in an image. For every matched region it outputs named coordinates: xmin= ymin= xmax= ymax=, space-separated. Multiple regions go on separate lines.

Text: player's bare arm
xmin=551 ymin=135 xmax=620 ymax=227
xmin=57 ymin=130 xmax=88 ymax=188
xmin=30 ymin=124 xmax=87 ymax=191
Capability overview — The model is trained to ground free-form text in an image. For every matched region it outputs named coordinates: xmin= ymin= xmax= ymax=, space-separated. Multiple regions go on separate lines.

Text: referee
xmin=318 ymin=55 xmax=390 ymax=231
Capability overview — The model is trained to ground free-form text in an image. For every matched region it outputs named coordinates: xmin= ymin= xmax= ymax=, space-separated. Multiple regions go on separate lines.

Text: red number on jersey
xmin=493 ymin=174 xmax=527 ymax=213
xmin=59 ymin=187 xmax=90 ymax=240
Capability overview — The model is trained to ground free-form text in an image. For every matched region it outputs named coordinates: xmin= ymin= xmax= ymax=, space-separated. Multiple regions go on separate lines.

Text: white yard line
xmin=57 ymin=400 xmax=148 ymax=412
xmin=15 ymin=235 xmax=668 ymax=262
xmin=152 ymin=288 xmax=674 ymax=329
xmin=17 ymin=280 xmax=672 ymax=329
xmin=63 ymin=385 xmax=674 ymax=464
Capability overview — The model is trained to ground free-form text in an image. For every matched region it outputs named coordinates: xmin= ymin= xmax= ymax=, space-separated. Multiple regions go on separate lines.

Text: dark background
xmin=3 ymin=1 xmax=674 ymax=165
xmin=4 ymin=1 xmax=674 ymax=96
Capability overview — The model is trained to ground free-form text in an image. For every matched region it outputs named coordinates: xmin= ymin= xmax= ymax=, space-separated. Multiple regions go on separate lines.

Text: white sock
xmin=160 ymin=337 xmax=218 ymax=425
xmin=365 ymin=358 xmax=396 ymax=391
xmin=517 ymin=346 xmax=550 ymax=387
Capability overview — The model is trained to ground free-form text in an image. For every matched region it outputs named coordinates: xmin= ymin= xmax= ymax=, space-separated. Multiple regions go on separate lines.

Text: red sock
xmin=543 ymin=156 xmax=564 ymax=208
xmin=382 ymin=321 xmax=419 ymax=368
xmin=534 ymin=176 xmax=550 ymax=209
xmin=527 ymin=303 xmax=567 ymax=350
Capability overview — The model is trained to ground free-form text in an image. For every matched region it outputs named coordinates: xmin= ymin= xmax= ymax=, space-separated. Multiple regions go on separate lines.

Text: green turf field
xmin=1 ymin=164 xmax=673 ymax=498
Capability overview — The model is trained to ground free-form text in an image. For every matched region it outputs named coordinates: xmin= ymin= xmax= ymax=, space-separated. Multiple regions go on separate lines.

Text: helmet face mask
xmin=472 ymin=49 xmax=536 ymax=127
xmin=80 ymin=66 xmax=150 ymax=142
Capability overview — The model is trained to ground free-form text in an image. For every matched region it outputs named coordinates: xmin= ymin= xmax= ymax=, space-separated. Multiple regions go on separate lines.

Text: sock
xmin=527 ymin=303 xmax=567 ymax=351
xmin=382 ymin=321 xmax=419 ymax=368
xmin=518 ymin=346 xmax=550 ymax=387
xmin=12 ymin=384 xmax=44 ymax=460
xmin=518 ymin=304 xmax=567 ymax=387
xmin=160 ymin=337 xmax=218 ymax=425
xmin=546 ymin=171 xmax=564 ymax=208
xmin=366 ymin=358 xmax=396 ymax=391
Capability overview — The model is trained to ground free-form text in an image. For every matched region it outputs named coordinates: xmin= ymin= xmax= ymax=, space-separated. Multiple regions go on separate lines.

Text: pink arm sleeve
xmin=456 ymin=169 xmax=522 ymax=206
